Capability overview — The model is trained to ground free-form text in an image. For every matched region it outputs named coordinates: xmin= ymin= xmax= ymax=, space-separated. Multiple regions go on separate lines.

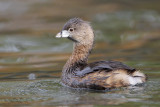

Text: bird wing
xmin=75 ymin=61 xmax=136 ymax=77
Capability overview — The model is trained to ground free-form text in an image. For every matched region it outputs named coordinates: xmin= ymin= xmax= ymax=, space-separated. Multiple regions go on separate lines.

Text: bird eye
xmin=69 ymin=28 xmax=74 ymax=32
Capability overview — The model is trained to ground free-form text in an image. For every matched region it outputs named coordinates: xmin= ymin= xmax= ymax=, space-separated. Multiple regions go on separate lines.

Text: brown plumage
xmin=56 ymin=18 xmax=147 ymax=90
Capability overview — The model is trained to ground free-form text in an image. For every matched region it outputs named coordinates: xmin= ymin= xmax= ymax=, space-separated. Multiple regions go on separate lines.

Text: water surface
xmin=0 ymin=0 xmax=160 ymax=106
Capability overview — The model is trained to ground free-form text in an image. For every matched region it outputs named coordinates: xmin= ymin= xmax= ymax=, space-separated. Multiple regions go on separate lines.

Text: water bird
xmin=56 ymin=18 xmax=146 ymax=90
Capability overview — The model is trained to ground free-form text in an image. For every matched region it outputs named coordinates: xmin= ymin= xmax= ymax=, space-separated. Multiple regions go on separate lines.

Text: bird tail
xmin=129 ymin=71 xmax=147 ymax=85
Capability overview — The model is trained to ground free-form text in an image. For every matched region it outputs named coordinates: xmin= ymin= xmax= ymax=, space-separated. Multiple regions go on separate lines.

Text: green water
xmin=0 ymin=0 xmax=160 ymax=106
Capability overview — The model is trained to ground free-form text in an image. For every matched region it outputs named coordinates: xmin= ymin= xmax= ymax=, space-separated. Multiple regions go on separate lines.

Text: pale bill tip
xmin=55 ymin=32 xmax=61 ymax=38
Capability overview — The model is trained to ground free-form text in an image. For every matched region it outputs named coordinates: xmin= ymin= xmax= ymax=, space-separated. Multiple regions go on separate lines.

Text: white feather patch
xmin=129 ymin=76 xmax=143 ymax=85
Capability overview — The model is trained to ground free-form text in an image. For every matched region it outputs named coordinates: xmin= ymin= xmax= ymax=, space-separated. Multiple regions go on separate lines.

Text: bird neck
xmin=62 ymin=43 xmax=93 ymax=74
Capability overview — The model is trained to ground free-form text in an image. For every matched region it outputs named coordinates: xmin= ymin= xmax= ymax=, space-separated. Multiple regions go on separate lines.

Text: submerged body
xmin=56 ymin=18 xmax=146 ymax=90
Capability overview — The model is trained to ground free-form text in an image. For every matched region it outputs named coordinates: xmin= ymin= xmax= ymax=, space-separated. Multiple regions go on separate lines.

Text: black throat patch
xmin=67 ymin=37 xmax=79 ymax=43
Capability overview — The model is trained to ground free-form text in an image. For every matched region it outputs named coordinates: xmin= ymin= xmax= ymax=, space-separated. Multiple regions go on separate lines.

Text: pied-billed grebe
xmin=56 ymin=18 xmax=146 ymax=90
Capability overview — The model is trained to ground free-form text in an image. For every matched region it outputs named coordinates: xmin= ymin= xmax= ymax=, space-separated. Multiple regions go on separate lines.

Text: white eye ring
xmin=69 ymin=28 xmax=74 ymax=32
